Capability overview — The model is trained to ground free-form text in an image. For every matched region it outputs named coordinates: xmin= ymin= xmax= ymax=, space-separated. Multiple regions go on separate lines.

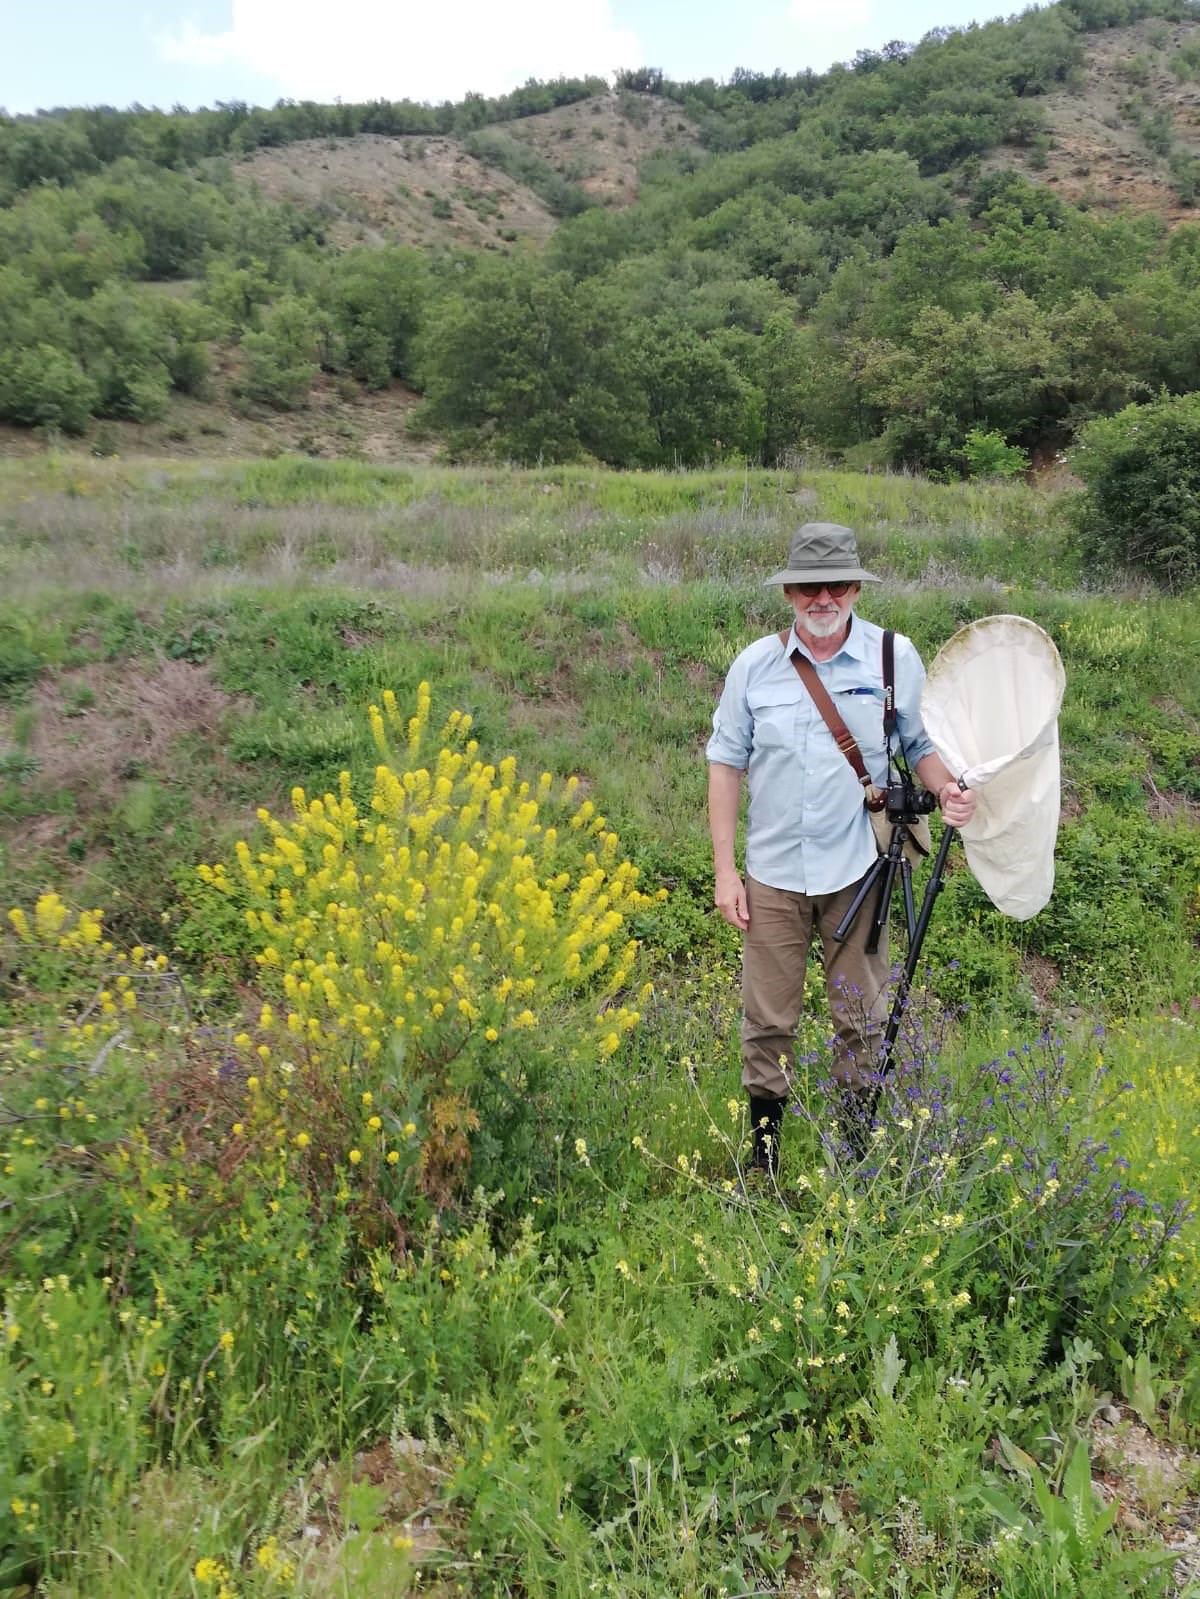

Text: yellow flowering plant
xmin=197 ymin=686 xmax=663 ymax=1232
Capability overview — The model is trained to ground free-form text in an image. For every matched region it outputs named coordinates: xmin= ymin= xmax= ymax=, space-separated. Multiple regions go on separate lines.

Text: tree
xmin=75 ymin=284 xmax=173 ymax=421
xmin=1071 ymin=392 xmax=1200 ymax=588
xmin=238 ymin=295 xmax=319 ymax=410
xmin=0 ymin=343 xmax=97 ymax=434
xmin=332 ymin=248 xmax=428 ymax=389
xmin=751 ymin=312 xmax=812 ymax=462
xmin=626 ymin=320 xmax=762 ymax=465
xmin=414 ymin=260 xmax=594 ymax=460
xmin=857 ymin=295 xmax=1060 ymax=470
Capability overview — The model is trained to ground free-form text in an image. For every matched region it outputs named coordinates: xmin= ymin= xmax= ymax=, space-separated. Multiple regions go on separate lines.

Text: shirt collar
xmin=787 ymin=611 xmax=866 ymax=665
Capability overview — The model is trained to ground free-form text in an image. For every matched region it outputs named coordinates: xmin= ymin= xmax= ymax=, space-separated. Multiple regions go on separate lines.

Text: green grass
xmin=2 ymin=456 xmax=1199 ymax=1597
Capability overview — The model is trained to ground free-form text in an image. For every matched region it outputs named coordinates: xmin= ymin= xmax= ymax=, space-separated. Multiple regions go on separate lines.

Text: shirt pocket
xmin=748 ymin=686 xmax=807 ymax=751
xmin=834 ymin=688 xmax=887 ymax=770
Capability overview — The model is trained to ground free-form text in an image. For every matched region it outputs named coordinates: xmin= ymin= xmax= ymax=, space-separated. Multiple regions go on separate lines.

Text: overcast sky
xmin=4 ymin=0 xmax=1039 ymax=116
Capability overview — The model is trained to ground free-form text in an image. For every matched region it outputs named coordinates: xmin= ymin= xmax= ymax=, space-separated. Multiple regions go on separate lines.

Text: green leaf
xmin=997 ymin=1432 xmax=1040 ymax=1479
xmin=874 ymin=1333 xmax=905 ymax=1401
xmin=978 ymin=1483 xmax=1027 ymax=1531
xmin=1062 ymin=1438 xmax=1093 ymax=1521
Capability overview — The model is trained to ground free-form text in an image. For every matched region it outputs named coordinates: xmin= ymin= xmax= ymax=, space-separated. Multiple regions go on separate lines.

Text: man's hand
xmin=715 ymin=868 xmax=750 ymax=931
xmin=939 ymin=781 xmax=976 ymax=828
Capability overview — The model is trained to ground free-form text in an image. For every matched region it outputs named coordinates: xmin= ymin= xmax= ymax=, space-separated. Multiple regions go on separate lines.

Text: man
xmin=706 ymin=522 xmax=976 ymax=1174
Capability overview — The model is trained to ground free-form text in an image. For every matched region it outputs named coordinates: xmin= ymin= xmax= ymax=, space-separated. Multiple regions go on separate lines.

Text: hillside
xmin=235 ymin=20 xmax=1200 ymax=253
xmin=235 ymin=95 xmax=698 ymax=252
xmin=988 ymin=13 xmax=1200 ymax=216
xmin=239 ymin=133 xmax=560 ymax=251
xmin=4 ymin=0 xmax=1200 ymax=469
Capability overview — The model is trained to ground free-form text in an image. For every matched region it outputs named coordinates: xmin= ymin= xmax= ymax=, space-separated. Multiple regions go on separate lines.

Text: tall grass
xmin=1 ymin=457 xmax=1198 ymax=1596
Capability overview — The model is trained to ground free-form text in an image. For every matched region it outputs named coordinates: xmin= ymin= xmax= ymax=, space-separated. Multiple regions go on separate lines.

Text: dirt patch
xmin=1089 ymin=1408 xmax=1200 ymax=1592
xmin=503 ymin=91 xmax=700 ymax=207
xmin=0 ymin=379 xmax=435 ymax=468
xmin=271 ymin=1435 xmax=462 ymax=1593
xmin=237 ymin=133 xmax=557 ymax=252
xmin=1144 ymin=779 xmax=1200 ymax=822
xmin=233 ymin=95 xmax=700 ymax=254
xmin=1020 ymin=950 xmax=1062 ymax=1010
xmin=1 ymin=656 xmax=241 ymax=803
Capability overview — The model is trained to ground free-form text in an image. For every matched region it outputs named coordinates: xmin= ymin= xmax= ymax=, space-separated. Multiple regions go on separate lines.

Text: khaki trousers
xmin=741 ymin=872 xmax=890 ymax=1100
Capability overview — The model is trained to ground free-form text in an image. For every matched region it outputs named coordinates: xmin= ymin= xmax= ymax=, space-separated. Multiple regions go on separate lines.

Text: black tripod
xmin=833 ymin=820 xmax=959 ymax=1087
xmin=833 ymin=818 xmax=920 ymax=954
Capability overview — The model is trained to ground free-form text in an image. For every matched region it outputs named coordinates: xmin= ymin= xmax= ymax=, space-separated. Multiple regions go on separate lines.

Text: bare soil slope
xmin=235 ymin=92 xmax=700 ymax=251
xmin=236 ymin=133 xmax=558 ymax=251
xmin=501 ymin=91 xmax=699 ymax=206
xmin=987 ymin=16 xmax=1200 ymax=221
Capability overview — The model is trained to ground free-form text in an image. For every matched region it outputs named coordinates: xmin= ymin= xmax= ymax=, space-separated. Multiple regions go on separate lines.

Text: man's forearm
xmin=708 ymin=763 xmax=744 ymax=874
xmin=915 ymin=751 xmax=977 ymax=827
xmin=915 ymin=752 xmax=958 ymax=796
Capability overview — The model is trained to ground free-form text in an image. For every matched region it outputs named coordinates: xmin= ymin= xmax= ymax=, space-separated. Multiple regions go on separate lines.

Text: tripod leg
xmin=833 ymin=855 xmax=885 ymax=942
xmin=900 ymin=856 xmax=916 ymax=942
xmin=867 ymin=849 xmax=900 ymax=954
xmin=878 ymin=824 xmax=958 ymax=1084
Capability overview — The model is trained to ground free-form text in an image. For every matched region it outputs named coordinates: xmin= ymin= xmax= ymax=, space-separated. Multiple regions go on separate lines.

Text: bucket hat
xmin=763 ymin=522 xmax=880 ymax=586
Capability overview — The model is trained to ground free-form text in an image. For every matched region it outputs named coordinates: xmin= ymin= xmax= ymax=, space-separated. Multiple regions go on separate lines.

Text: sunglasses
xmin=792 ymin=581 xmax=854 ymax=597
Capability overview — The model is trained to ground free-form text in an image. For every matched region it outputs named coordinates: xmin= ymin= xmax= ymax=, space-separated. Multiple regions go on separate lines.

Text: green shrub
xmin=0 ymin=344 xmax=97 ymax=435
xmin=238 ymin=295 xmax=319 ymax=410
xmin=194 ymin=685 xmax=661 ymax=1231
xmin=961 ymin=427 xmax=1030 ymax=479
xmin=1071 ymin=391 xmax=1200 ymax=588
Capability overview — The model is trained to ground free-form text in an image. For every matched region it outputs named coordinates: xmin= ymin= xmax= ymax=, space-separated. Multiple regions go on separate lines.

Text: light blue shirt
xmin=706 ymin=614 xmax=936 ymax=895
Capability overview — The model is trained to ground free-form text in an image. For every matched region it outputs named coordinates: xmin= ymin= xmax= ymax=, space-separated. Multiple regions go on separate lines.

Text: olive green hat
xmin=763 ymin=522 xmax=880 ymax=585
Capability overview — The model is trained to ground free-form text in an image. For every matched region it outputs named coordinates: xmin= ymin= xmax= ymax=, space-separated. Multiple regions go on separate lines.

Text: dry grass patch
xmin=236 ymin=133 xmax=557 ymax=251
xmin=9 ymin=656 xmax=239 ymax=803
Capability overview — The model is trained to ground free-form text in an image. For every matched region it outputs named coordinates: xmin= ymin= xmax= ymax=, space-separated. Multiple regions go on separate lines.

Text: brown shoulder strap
xmin=776 ymin=629 xmax=875 ymax=796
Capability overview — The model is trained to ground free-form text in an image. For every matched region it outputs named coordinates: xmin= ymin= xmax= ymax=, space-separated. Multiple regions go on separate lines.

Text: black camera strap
xmin=882 ymin=629 xmax=897 ymax=743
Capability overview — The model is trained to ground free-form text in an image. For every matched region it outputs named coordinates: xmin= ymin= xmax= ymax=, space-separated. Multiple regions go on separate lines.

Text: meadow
xmin=1 ymin=455 xmax=1199 ymax=1597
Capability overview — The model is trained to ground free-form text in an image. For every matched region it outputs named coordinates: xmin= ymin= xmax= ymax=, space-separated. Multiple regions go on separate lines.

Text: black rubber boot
xmin=748 ymin=1094 xmax=785 ymax=1178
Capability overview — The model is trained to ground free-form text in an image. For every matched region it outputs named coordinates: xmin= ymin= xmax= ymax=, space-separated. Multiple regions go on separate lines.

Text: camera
xmin=884 ymin=779 xmax=938 ymax=824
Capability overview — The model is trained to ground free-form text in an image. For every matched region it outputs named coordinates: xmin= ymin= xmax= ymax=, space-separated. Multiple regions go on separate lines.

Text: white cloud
xmin=157 ymin=0 xmax=641 ymax=104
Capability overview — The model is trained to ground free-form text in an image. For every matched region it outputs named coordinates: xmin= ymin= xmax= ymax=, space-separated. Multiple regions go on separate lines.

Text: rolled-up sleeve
xmin=893 ymin=635 xmax=936 ymax=767
xmin=706 ymin=655 xmax=752 ymax=769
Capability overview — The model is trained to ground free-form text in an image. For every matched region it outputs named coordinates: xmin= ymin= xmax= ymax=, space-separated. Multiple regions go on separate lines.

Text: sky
xmin=3 ymin=0 xmax=1037 ymax=117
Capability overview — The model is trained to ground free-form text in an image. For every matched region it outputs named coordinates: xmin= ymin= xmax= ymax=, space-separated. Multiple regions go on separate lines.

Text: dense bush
xmin=1071 ymin=391 xmax=1200 ymax=588
xmin=189 ymin=685 xmax=660 ymax=1227
xmin=237 ymin=295 xmax=320 ymax=410
xmin=0 ymin=342 xmax=97 ymax=433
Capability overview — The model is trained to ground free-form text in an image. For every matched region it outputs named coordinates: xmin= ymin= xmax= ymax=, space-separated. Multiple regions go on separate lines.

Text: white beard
xmin=800 ymin=609 xmax=845 ymax=639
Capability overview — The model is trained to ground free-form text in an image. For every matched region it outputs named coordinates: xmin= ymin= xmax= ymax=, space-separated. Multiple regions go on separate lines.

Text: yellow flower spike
xmin=348 ymin=1149 xmax=363 ymax=1165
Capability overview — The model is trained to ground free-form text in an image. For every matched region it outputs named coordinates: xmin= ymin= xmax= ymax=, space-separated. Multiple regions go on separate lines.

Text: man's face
xmin=785 ymin=581 xmax=860 ymax=640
